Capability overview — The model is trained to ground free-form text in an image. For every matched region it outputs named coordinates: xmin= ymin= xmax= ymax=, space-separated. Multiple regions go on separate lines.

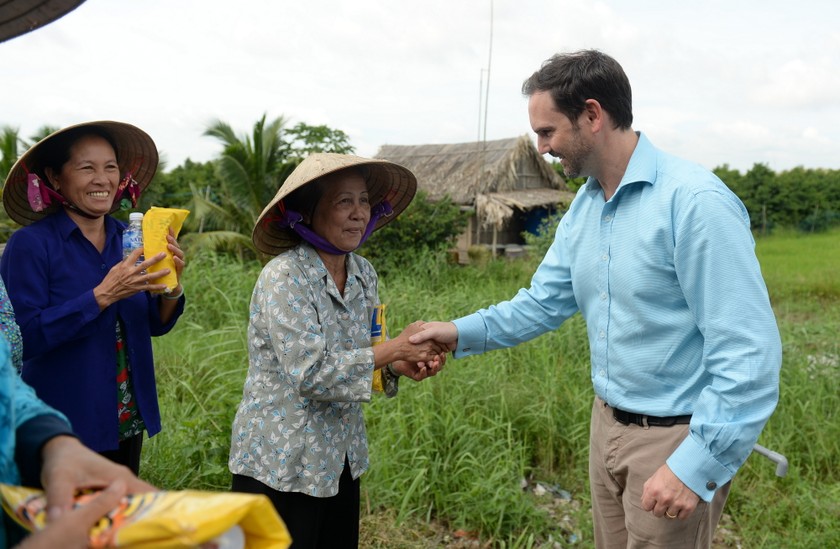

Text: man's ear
xmin=582 ymin=99 xmax=604 ymax=132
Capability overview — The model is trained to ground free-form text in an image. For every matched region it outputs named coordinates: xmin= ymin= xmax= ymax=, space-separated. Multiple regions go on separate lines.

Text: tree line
xmin=2 ymin=116 xmax=838 ymax=255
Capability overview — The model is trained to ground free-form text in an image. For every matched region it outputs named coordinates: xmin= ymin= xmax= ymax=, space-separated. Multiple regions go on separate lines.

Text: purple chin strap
xmin=280 ymin=200 xmax=393 ymax=255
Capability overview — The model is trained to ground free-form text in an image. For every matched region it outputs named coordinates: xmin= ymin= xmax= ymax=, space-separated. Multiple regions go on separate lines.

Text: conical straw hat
xmin=253 ymin=153 xmax=417 ymax=256
xmin=2 ymin=120 xmax=158 ymax=226
xmin=0 ymin=0 xmax=86 ymax=43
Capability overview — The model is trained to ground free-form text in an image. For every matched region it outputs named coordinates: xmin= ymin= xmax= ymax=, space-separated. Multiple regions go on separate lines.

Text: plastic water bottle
xmin=122 ymin=212 xmax=144 ymax=265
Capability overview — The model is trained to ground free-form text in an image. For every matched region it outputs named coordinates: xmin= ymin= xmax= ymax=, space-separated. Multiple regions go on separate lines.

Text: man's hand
xmin=16 ymin=480 xmax=127 ymax=549
xmin=407 ymin=321 xmax=458 ymax=351
xmin=640 ymin=464 xmax=700 ymax=520
xmin=39 ymin=436 xmax=156 ymax=522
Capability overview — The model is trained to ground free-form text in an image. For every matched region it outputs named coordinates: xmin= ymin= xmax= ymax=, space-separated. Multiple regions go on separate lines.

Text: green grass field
xmin=144 ymin=228 xmax=839 ymax=548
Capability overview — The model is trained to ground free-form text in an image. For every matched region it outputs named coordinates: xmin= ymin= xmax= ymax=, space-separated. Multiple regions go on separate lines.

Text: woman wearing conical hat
xmin=230 ymin=153 xmax=446 ymax=548
xmin=0 ymin=121 xmax=186 ymax=475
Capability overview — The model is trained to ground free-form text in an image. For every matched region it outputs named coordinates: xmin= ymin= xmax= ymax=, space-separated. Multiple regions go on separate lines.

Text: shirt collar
xmin=297 ymin=243 xmax=365 ymax=300
xmin=619 ymin=132 xmax=658 ymax=188
xmin=582 ymin=131 xmax=658 ymax=197
xmin=50 ymin=209 xmax=120 ymax=246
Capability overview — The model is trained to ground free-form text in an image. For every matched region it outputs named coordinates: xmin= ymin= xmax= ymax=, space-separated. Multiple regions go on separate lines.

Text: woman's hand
xmin=92 ymin=249 xmax=170 ymax=310
xmin=391 ymin=355 xmax=445 ymax=381
xmin=39 ymin=436 xmax=156 ymax=521
xmin=16 ymin=480 xmax=128 ymax=549
xmin=167 ymin=228 xmax=186 ymax=287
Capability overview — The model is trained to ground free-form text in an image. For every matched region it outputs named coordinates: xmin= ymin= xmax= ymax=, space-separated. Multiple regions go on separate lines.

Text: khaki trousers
xmin=589 ymin=397 xmax=730 ymax=548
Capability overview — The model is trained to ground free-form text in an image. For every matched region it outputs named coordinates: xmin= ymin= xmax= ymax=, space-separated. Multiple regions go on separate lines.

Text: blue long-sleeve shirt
xmin=0 ymin=334 xmax=76 ymax=549
xmin=0 ymin=209 xmax=184 ymax=452
xmin=453 ymin=133 xmax=781 ymax=502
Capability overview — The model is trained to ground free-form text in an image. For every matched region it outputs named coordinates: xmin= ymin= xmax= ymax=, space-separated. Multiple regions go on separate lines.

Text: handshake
xmin=377 ymin=321 xmax=458 ymax=381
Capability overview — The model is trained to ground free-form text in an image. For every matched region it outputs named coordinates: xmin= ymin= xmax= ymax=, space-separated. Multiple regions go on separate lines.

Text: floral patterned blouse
xmin=229 ymin=243 xmax=386 ymax=497
xmin=0 ymin=279 xmax=23 ymax=371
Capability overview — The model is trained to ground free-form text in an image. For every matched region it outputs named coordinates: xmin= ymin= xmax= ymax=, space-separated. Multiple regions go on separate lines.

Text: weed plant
xmin=144 ymin=229 xmax=840 ymax=547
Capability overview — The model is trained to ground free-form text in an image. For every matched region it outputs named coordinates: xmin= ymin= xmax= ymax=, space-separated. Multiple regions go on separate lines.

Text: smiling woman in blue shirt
xmin=0 ymin=121 xmax=186 ymax=476
xmin=411 ymin=50 xmax=782 ymax=549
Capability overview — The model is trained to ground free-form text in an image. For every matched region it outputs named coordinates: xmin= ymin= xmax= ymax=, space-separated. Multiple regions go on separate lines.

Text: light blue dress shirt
xmin=453 ymin=133 xmax=781 ymax=502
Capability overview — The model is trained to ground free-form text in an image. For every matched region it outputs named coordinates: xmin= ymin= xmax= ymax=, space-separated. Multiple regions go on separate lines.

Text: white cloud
xmin=2 ymin=0 xmax=839 ymax=172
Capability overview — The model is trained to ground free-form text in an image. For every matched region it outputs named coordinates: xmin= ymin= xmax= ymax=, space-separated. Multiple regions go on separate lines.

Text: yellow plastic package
xmin=142 ymin=206 xmax=190 ymax=293
xmin=370 ymin=304 xmax=386 ymax=392
xmin=0 ymin=484 xmax=291 ymax=549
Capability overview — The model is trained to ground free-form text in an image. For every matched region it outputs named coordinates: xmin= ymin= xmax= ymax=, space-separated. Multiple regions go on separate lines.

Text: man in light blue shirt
xmin=412 ymin=50 xmax=781 ymax=548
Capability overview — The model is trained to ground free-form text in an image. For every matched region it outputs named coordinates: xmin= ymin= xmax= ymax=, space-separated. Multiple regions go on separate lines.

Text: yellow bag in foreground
xmin=371 ymin=304 xmax=386 ymax=392
xmin=0 ymin=484 xmax=291 ymax=549
xmin=142 ymin=206 xmax=190 ymax=293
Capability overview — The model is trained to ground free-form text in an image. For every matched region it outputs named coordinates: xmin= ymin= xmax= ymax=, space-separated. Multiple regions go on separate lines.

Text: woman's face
xmin=47 ymin=134 xmax=119 ymax=218
xmin=310 ymin=171 xmax=371 ymax=252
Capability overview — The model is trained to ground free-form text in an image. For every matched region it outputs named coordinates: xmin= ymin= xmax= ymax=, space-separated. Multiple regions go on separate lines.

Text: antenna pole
xmin=483 ymin=0 xmax=494 ymax=144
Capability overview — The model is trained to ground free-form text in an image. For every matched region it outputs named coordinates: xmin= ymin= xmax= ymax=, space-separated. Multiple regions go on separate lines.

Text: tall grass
xmin=144 ymin=228 xmax=840 ymax=547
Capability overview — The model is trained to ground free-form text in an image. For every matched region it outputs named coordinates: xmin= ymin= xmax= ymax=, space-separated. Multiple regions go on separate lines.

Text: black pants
xmin=98 ymin=432 xmax=143 ymax=475
xmin=231 ymin=457 xmax=360 ymax=549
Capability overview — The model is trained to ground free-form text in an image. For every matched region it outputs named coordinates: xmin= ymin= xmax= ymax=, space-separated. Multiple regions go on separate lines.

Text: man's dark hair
xmin=522 ymin=49 xmax=633 ymax=130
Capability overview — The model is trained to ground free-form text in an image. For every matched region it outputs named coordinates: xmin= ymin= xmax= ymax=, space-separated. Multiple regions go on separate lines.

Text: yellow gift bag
xmin=0 ymin=484 xmax=291 ymax=548
xmin=141 ymin=206 xmax=190 ymax=293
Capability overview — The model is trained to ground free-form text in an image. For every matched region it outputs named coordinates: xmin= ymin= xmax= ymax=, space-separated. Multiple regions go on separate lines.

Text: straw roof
xmin=376 ymin=135 xmax=575 ymax=228
xmin=0 ymin=0 xmax=86 ymax=42
xmin=376 ymin=135 xmax=569 ymax=205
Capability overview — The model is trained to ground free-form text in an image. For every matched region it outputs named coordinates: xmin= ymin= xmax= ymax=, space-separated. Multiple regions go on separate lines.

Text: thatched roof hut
xmin=376 ymin=135 xmax=575 ymax=258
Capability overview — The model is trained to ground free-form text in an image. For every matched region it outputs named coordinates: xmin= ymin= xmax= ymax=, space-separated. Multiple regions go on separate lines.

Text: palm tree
xmin=27 ymin=125 xmax=59 ymax=146
xmin=1 ymin=126 xmax=24 ymax=242
xmin=185 ymin=114 xmax=293 ymax=257
xmin=1 ymin=125 xmax=22 ymax=183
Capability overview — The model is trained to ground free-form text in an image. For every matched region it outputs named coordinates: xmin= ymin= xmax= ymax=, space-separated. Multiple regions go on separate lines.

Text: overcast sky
xmin=3 ymin=0 xmax=839 ymax=173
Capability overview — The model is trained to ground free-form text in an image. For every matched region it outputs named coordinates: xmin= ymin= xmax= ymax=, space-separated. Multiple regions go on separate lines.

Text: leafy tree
xmin=27 ymin=125 xmax=59 ymax=146
xmin=0 ymin=126 xmax=25 ymax=241
xmin=358 ymin=190 xmax=468 ymax=275
xmin=1 ymin=126 xmax=22 ymax=183
xmin=285 ymin=122 xmax=354 ymax=156
xmin=143 ymin=158 xmax=217 ymax=212
xmin=522 ymin=210 xmax=564 ymax=258
xmin=182 ymin=115 xmax=292 ymax=258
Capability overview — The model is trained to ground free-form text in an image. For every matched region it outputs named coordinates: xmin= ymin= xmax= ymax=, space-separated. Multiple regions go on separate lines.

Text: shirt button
xmin=341 ymin=313 xmax=350 ymax=320
xmin=599 ymin=369 xmax=606 ymax=377
xmin=603 ymin=215 xmax=612 ymax=222
xmin=601 ymin=254 xmax=608 ymax=261
xmin=599 ymin=331 xmax=606 ymax=340
xmin=344 ymin=342 xmax=353 ymax=350
xmin=600 ymin=292 xmax=607 ymax=301
xmin=706 ymin=481 xmax=717 ymax=490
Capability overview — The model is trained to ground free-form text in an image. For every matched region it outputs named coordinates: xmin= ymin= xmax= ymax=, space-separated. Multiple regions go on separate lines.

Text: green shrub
xmin=359 ymin=191 xmax=468 ymax=276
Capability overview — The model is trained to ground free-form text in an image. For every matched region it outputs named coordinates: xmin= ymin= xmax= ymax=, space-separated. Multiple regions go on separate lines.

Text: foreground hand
xmin=40 ymin=436 xmax=156 ymax=522
xmin=408 ymin=321 xmax=458 ymax=352
xmin=17 ymin=480 xmax=127 ymax=549
xmin=640 ymin=464 xmax=700 ymax=520
xmin=391 ymin=353 xmax=445 ymax=381
xmin=93 ymin=249 xmax=171 ymax=309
